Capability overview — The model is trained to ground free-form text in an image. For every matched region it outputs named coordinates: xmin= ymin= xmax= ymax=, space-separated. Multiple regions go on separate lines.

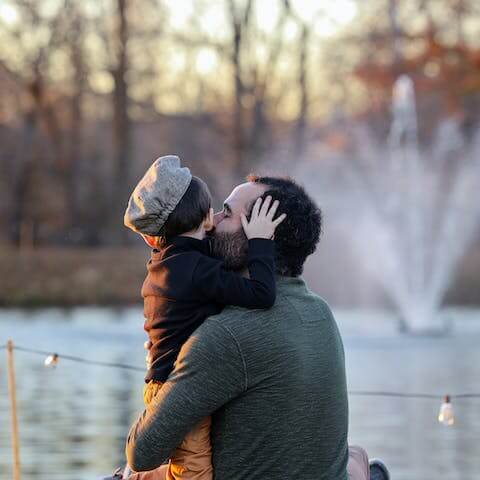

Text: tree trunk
xmin=293 ymin=24 xmax=310 ymax=158
xmin=66 ymin=9 xmax=87 ymax=242
xmin=228 ymin=0 xmax=246 ymax=178
xmin=112 ymin=0 xmax=132 ymax=242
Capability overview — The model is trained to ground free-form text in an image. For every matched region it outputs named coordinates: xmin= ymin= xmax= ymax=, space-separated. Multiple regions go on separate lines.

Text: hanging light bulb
xmin=44 ymin=353 xmax=59 ymax=367
xmin=438 ymin=395 xmax=454 ymax=426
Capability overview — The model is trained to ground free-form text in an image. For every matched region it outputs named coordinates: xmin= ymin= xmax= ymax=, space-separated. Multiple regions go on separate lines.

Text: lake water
xmin=1 ymin=307 xmax=479 ymax=480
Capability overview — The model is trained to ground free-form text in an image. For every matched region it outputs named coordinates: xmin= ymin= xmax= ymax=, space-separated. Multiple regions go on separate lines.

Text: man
xmin=123 ymin=176 xmax=390 ymax=480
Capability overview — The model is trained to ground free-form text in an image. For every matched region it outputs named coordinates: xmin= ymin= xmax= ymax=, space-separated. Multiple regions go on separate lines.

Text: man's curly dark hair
xmin=247 ymin=175 xmax=322 ymax=277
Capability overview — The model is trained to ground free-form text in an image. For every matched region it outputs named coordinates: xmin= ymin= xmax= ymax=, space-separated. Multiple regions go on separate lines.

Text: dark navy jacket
xmin=142 ymin=236 xmax=276 ymax=382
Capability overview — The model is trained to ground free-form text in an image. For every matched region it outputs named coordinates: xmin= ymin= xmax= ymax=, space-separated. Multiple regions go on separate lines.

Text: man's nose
xmin=213 ymin=212 xmax=224 ymax=227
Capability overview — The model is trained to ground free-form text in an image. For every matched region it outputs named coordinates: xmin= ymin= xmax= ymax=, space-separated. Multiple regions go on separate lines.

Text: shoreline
xmin=1 ymin=246 xmax=479 ymax=308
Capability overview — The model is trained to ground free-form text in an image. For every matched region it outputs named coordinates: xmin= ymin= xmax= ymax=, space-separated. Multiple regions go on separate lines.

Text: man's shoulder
xmin=202 ymin=285 xmax=334 ymax=325
xmin=279 ymin=280 xmax=335 ymax=315
xmin=189 ymin=307 xmax=263 ymax=348
xmin=193 ymin=282 xmax=335 ymax=343
xmin=299 ymin=288 xmax=335 ymax=315
xmin=196 ymin=307 xmax=252 ymax=335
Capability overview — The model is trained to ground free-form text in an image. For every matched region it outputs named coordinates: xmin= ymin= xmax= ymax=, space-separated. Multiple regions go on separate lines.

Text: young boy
xmin=122 ymin=155 xmax=286 ymax=480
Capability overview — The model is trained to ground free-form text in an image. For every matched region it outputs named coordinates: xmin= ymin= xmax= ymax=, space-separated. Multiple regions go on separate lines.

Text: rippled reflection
xmin=1 ymin=307 xmax=479 ymax=480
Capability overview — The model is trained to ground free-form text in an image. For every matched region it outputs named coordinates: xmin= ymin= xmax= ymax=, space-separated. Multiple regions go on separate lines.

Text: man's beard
xmin=209 ymin=228 xmax=249 ymax=271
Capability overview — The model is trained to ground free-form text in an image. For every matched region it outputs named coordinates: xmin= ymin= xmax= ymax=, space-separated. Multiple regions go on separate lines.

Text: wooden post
xmin=6 ymin=340 xmax=21 ymax=480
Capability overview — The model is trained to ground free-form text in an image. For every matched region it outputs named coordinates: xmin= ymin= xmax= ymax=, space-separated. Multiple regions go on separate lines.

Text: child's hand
xmin=241 ymin=196 xmax=286 ymax=240
xmin=144 ymin=340 xmax=153 ymax=370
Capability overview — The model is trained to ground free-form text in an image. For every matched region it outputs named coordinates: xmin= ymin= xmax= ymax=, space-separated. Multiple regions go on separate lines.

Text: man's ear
xmin=204 ymin=207 xmax=214 ymax=232
xmin=141 ymin=234 xmax=159 ymax=248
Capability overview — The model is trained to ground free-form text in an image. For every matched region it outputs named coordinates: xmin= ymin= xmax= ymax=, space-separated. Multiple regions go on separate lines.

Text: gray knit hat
xmin=124 ymin=155 xmax=192 ymax=235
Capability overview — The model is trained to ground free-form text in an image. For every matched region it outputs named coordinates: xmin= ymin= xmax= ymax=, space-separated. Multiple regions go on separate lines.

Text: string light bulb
xmin=44 ymin=353 xmax=59 ymax=367
xmin=438 ymin=395 xmax=454 ymax=426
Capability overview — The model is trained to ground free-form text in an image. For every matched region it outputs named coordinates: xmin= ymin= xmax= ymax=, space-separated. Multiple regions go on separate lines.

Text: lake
xmin=1 ymin=307 xmax=479 ymax=480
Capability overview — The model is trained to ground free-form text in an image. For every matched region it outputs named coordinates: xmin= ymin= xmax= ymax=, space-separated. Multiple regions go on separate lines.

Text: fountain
xmin=335 ymin=75 xmax=480 ymax=333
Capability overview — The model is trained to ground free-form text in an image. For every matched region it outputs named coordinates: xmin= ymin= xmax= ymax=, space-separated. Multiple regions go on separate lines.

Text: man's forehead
xmin=224 ymin=182 xmax=267 ymax=212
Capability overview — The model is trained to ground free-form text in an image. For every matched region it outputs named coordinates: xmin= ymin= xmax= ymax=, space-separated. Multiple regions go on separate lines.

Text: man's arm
xmin=126 ymin=318 xmax=247 ymax=472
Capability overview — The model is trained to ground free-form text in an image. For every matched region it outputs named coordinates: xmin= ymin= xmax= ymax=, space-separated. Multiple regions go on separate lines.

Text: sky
xmin=164 ymin=0 xmax=358 ymax=70
xmin=0 ymin=3 xmax=17 ymax=24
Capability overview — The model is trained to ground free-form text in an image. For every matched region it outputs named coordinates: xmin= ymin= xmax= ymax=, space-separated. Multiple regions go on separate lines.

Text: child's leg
xmin=143 ymin=380 xmax=163 ymax=405
xmin=127 ymin=464 xmax=168 ymax=480
xmin=122 ymin=382 xmax=169 ymax=479
xmin=168 ymin=416 xmax=213 ymax=480
xmin=133 ymin=381 xmax=213 ymax=480
xmin=347 ymin=445 xmax=370 ymax=480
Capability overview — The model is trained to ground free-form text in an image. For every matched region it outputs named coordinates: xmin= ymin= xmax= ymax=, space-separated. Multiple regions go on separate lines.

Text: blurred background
xmin=1 ymin=1 xmax=480 ymax=479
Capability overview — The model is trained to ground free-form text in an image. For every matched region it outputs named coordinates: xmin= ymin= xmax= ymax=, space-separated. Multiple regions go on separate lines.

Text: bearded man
xmin=120 ymin=176 xmax=390 ymax=480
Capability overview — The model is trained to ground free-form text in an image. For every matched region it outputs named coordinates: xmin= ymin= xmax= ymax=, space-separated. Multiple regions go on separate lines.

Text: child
xmin=123 ymin=155 xmax=286 ymax=480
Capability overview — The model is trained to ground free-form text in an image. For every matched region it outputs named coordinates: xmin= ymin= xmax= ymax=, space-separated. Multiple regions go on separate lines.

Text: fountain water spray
xmin=341 ymin=75 xmax=480 ymax=333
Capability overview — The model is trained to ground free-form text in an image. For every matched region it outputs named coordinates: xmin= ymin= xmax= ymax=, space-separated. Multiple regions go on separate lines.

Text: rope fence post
xmin=6 ymin=340 xmax=21 ymax=480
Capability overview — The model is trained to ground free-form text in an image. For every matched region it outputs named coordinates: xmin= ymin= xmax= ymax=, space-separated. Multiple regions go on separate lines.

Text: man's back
xmin=208 ymin=276 xmax=349 ymax=479
xmin=126 ymin=276 xmax=349 ymax=480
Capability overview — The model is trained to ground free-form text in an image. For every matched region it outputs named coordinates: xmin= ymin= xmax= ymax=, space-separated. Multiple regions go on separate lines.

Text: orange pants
xmin=347 ymin=445 xmax=370 ymax=480
xmin=129 ymin=444 xmax=369 ymax=480
xmin=128 ymin=381 xmax=213 ymax=480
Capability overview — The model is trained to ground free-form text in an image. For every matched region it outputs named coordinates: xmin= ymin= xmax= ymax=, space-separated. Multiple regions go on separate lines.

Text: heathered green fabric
xmin=126 ymin=276 xmax=349 ymax=480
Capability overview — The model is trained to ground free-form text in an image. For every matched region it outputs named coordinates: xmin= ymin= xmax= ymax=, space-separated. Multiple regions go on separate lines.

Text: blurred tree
xmin=0 ymin=0 xmax=72 ymax=247
xmin=93 ymin=0 xmax=169 ymax=242
xmin=209 ymin=0 xmax=289 ymax=177
xmin=64 ymin=2 xmax=87 ymax=239
xmin=111 ymin=0 xmax=132 ymax=242
xmin=170 ymin=0 xmax=317 ymax=177
xmin=332 ymin=0 xmax=480 ymax=132
xmin=1 ymin=0 xmax=479 ymax=248
xmin=0 ymin=0 xmax=168 ymax=245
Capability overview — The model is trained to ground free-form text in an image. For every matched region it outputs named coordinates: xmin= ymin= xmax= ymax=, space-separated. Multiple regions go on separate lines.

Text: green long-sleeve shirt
xmin=126 ymin=276 xmax=349 ymax=480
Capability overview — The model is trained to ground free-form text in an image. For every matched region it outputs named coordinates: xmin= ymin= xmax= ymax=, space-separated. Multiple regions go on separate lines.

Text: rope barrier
xmin=348 ymin=391 xmax=480 ymax=399
xmin=10 ymin=344 xmax=144 ymax=371
xmin=3 ymin=343 xmax=480 ymax=400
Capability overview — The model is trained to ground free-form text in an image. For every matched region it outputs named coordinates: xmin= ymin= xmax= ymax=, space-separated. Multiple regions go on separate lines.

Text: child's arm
xmin=192 ymin=196 xmax=286 ymax=309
